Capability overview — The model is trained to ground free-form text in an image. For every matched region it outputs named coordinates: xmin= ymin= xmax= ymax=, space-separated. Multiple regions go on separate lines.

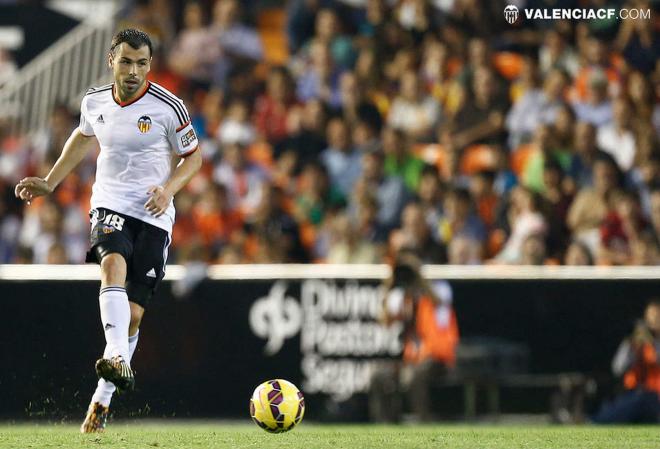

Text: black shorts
xmin=86 ymin=208 xmax=170 ymax=307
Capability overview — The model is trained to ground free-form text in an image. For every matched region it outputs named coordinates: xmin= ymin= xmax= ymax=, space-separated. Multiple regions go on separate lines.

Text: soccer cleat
xmin=95 ymin=356 xmax=135 ymax=392
xmin=80 ymin=402 xmax=109 ymax=433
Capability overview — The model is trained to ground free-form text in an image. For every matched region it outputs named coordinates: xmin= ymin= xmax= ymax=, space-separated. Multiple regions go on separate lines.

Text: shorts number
xmin=103 ymin=214 xmax=125 ymax=231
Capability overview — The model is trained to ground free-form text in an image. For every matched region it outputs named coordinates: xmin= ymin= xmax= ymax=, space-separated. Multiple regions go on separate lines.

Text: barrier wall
xmin=1 ymin=265 xmax=659 ymax=420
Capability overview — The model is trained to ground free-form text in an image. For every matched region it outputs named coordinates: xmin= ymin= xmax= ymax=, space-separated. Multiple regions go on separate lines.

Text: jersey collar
xmin=112 ymin=81 xmax=151 ymax=107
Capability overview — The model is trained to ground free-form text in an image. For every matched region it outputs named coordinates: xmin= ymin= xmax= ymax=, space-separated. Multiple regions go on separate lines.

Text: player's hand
xmin=14 ymin=177 xmax=53 ymax=204
xmin=144 ymin=185 xmax=172 ymax=217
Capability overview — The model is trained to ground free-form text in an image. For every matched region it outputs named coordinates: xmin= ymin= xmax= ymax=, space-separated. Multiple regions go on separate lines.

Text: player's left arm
xmin=144 ymin=147 xmax=201 ymax=217
xmin=145 ymin=101 xmax=202 ymax=217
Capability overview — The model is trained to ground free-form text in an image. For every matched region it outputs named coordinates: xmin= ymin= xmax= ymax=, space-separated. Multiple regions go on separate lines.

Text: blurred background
xmin=0 ymin=0 xmax=659 ymax=425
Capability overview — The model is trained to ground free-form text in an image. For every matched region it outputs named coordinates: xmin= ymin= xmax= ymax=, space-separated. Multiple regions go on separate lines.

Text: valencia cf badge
xmin=137 ymin=115 xmax=152 ymax=133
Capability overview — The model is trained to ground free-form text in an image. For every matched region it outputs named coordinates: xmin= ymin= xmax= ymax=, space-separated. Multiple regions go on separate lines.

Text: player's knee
xmin=100 ymin=253 xmax=126 ymax=285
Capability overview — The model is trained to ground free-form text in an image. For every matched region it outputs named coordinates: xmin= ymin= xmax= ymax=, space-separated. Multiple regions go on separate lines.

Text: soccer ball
xmin=250 ymin=379 xmax=305 ymax=433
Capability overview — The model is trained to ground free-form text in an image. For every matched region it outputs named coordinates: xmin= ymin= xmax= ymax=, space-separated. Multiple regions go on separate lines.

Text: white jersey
xmin=79 ymin=81 xmax=198 ymax=233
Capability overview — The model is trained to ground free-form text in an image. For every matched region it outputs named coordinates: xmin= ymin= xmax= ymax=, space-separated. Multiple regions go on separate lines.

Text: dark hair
xmin=110 ymin=29 xmax=153 ymax=57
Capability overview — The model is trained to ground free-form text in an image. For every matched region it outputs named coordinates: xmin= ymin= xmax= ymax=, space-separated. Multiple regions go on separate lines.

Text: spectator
xmin=520 ymin=234 xmax=548 ymax=266
xmin=369 ymin=251 xmax=459 ymax=422
xmin=494 ymin=186 xmax=547 ymax=264
xmin=294 ymin=161 xmax=345 ymax=226
xmin=615 ymin=5 xmax=660 ymax=74
xmin=210 ymin=0 xmax=263 ymax=89
xmin=451 ymin=67 xmax=508 ymax=150
xmin=244 ymin=184 xmax=308 ymax=262
xmin=599 ymin=190 xmax=650 ymax=265
xmin=538 ymin=29 xmax=579 ymax=77
xmin=46 ymin=241 xmax=68 ymax=264
xmin=415 ymin=165 xmax=444 ymax=234
xmin=0 ymin=193 xmax=20 ymax=263
xmin=389 ymin=202 xmax=446 ymax=264
xmin=192 ymin=184 xmax=242 ymax=254
xmin=593 ymin=300 xmax=660 ymax=423
xmin=253 ymin=66 xmax=297 ymax=149
xmin=352 ymin=150 xmax=408 ymax=232
xmin=627 ymin=71 xmax=655 ymax=127
xmin=567 ymin=155 xmax=620 ymax=253
xmin=650 ymin=187 xmax=660 ymax=244
xmin=569 ymin=121 xmax=610 ymax=189
xmin=438 ymin=187 xmax=487 ymax=248
xmin=296 ymin=40 xmax=343 ymax=107
xmin=597 ymin=98 xmax=637 ymax=172
xmin=563 ymin=240 xmax=594 ymax=265
xmin=447 ymin=235 xmax=483 ymax=265
xmin=521 ymin=124 xmax=572 ymax=194
xmin=312 ymin=7 xmax=356 ymax=69
xmin=469 ymin=170 xmax=499 ymax=230
xmin=388 ymin=69 xmax=441 ymax=140
xmin=572 ymin=69 xmax=613 ymax=128
xmin=167 ymin=0 xmax=220 ymax=89
xmin=326 ymin=212 xmax=380 ymax=263
xmin=337 ymin=71 xmax=382 ymax=133
xmin=217 ymin=99 xmax=256 ymax=146
xmin=540 ymin=159 xmax=573 ymax=258
xmin=213 ymin=142 xmax=268 ymax=217
xmin=571 ymin=36 xmax=621 ymax=103
xmin=320 ymin=117 xmax=361 ymax=196
xmin=382 ymin=127 xmax=424 ymax=192
xmin=506 ymin=68 xmax=568 ymax=149
xmin=284 ymin=98 xmax=328 ymax=167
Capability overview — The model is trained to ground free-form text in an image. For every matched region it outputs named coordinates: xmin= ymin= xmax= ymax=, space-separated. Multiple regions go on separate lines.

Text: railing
xmin=1 ymin=264 xmax=659 ymax=281
xmin=0 ymin=20 xmax=116 ymax=137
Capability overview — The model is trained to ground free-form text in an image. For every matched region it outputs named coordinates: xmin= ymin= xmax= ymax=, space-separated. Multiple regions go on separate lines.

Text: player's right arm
xmin=15 ymin=128 xmax=97 ymax=203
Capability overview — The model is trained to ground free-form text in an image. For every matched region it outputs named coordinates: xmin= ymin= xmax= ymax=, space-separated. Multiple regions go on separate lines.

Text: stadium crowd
xmin=0 ymin=0 xmax=659 ymax=266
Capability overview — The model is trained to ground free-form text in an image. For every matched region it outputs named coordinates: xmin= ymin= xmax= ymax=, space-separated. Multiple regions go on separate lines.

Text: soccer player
xmin=14 ymin=29 xmax=201 ymax=432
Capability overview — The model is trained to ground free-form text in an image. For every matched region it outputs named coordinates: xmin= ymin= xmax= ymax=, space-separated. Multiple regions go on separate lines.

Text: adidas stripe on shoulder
xmin=85 ymin=83 xmax=113 ymax=96
xmin=147 ymin=85 xmax=189 ymax=127
xmin=149 ymin=83 xmax=189 ymax=121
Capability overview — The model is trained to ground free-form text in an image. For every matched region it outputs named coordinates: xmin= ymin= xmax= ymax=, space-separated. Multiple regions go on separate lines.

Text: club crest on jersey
xmin=137 ymin=115 xmax=152 ymax=133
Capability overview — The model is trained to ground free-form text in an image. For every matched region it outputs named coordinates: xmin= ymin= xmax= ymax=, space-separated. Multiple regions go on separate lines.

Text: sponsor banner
xmin=1 ymin=277 xmax=659 ymax=419
xmin=248 ymin=280 xmax=402 ymax=400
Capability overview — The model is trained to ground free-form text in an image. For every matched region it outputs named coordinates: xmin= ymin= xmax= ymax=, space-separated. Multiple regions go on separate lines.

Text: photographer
xmin=593 ymin=300 xmax=660 ymax=423
xmin=368 ymin=250 xmax=459 ymax=422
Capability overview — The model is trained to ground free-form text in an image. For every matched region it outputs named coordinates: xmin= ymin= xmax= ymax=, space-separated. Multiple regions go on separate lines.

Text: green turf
xmin=1 ymin=423 xmax=659 ymax=449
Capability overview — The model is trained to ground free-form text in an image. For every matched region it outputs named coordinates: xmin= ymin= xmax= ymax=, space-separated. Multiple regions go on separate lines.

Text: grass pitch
xmin=1 ymin=422 xmax=659 ymax=449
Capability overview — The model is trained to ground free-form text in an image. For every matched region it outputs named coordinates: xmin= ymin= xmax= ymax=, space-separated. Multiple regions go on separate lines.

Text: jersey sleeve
xmin=78 ymin=96 xmax=95 ymax=136
xmin=167 ymin=101 xmax=198 ymax=157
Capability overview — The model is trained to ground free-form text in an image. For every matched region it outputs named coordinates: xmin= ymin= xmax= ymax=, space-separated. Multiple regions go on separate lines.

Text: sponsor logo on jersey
xmin=96 ymin=114 xmax=105 ymax=124
xmin=137 ymin=115 xmax=152 ymax=133
xmin=146 ymin=268 xmax=157 ymax=278
xmin=180 ymin=128 xmax=197 ymax=147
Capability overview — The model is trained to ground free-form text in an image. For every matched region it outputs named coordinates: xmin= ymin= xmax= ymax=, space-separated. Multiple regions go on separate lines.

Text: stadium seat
xmin=257 ymin=9 xmax=289 ymax=65
xmin=492 ymin=52 xmax=524 ymax=81
xmin=460 ymin=145 xmax=497 ymax=175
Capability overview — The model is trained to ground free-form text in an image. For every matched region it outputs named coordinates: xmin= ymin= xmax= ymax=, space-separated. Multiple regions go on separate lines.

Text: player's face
xmin=109 ymin=43 xmax=151 ymax=99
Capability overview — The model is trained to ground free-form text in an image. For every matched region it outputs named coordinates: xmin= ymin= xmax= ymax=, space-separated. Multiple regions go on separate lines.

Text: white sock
xmin=91 ymin=331 xmax=139 ymax=407
xmin=99 ymin=286 xmax=130 ymax=361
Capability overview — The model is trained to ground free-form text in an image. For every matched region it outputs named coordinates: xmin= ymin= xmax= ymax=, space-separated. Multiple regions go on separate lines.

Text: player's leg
xmin=83 ymin=301 xmax=143 ymax=432
xmin=82 ymin=209 xmax=136 ymax=433
xmin=98 ymin=253 xmax=131 ymax=361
